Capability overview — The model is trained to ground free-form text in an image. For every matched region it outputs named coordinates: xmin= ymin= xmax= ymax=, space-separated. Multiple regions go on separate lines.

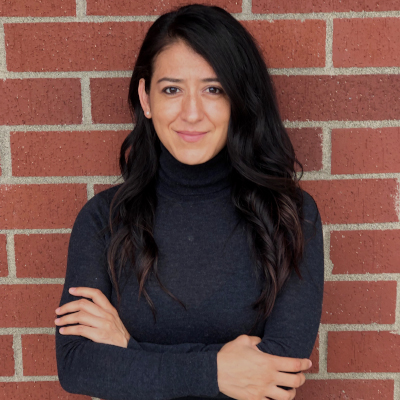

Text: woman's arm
xmin=256 ymin=191 xmax=324 ymax=359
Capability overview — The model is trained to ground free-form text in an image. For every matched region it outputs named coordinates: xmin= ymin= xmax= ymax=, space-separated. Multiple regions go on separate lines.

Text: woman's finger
xmin=269 ymin=354 xmax=312 ymax=373
xmin=55 ymin=310 xmax=106 ymax=330
xmin=268 ymin=386 xmax=296 ymax=400
xmin=58 ymin=324 xmax=108 ymax=344
xmin=56 ymin=298 xmax=111 ymax=320
xmin=68 ymin=287 xmax=116 ymax=314
xmin=275 ymin=371 xmax=306 ymax=389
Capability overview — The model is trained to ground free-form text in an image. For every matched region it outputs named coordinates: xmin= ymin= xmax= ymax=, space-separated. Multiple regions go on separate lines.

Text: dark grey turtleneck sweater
xmin=55 ymin=142 xmax=324 ymax=400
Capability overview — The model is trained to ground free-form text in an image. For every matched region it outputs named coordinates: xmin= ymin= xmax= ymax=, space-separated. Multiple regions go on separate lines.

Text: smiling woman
xmin=55 ymin=4 xmax=323 ymax=400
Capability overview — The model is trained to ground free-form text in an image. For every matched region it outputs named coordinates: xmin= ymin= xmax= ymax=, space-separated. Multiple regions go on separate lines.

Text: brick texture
xmin=87 ymin=0 xmax=241 ymax=15
xmin=333 ymin=18 xmax=400 ymax=68
xmin=300 ymin=179 xmax=399 ymax=224
xmin=0 ymin=0 xmax=75 ymax=17
xmin=332 ymin=127 xmax=400 ymax=174
xmin=0 ymin=382 xmax=90 ymax=399
xmin=0 ymin=184 xmax=87 ymax=229
xmin=273 ymin=75 xmax=400 ymax=121
xmin=5 ymin=22 xmax=151 ymax=72
xmin=94 ymin=184 xmax=117 ymax=195
xmin=11 ymin=131 xmax=127 ymax=177
xmin=242 ymin=20 xmax=326 ymax=68
xmin=287 ymin=128 xmax=323 ymax=172
xmin=328 ymin=331 xmax=400 ymax=373
xmin=252 ymin=0 xmax=400 ymax=13
xmin=91 ymin=78 xmax=131 ymax=124
xmin=14 ymin=234 xmax=70 ymax=278
xmin=0 ymin=234 xmax=7 ymax=277
xmin=296 ymin=380 xmax=394 ymax=400
xmin=0 ymin=284 xmax=62 ymax=327
xmin=0 ymin=79 xmax=82 ymax=126
xmin=0 ymin=335 xmax=14 ymax=376
xmin=331 ymin=230 xmax=400 ymax=274
xmin=22 ymin=334 xmax=57 ymax=376
xmin=321 ymin=281 xmax=396 ymax=324
xmin=308 ymin=334 xmax=319 ymax=374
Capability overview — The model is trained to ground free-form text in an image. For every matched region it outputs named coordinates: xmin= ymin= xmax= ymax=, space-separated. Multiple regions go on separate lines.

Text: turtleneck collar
xmin=156 ymin=141 xmax=232 ymax=200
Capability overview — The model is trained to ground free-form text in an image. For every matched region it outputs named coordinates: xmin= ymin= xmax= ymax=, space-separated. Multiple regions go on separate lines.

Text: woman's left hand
xmin=55 ymin=287 xmax=131 ymax=348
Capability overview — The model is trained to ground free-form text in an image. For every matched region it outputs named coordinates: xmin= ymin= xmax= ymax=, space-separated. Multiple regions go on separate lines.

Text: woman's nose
xmin=180 ymin=93 xmax=204 ymax=123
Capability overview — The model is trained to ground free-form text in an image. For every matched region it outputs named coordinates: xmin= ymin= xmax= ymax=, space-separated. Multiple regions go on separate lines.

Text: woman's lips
xmin=176 ymin=131 xmax=208 ymax=143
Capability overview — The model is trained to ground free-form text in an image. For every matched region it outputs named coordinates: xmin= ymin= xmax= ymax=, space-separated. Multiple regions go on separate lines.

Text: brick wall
xmin=0 ymin=0 xmax=399 ymax=399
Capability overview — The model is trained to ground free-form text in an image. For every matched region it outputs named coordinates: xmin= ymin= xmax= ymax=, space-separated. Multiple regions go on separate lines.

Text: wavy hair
xmin=107 ymin=4 xmax=304 ymax=332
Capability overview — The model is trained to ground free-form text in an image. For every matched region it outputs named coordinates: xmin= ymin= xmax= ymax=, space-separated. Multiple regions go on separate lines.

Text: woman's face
xmin=138 ymin=40 xmax=231 ymax=165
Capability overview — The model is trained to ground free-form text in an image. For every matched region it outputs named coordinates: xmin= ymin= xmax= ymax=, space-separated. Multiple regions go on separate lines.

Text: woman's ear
xmin=138 ymin=78 xmax=151 ymax=118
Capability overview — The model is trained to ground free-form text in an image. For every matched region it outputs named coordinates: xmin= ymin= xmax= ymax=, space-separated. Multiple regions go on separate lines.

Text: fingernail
xmin=69 ymin=287 xmax=76 ymax=293
xmin=308 ymin=360 xmax=313 ymax=368
xmin=55 ymin=308 xmax=60 ymax=313
xmin=54 ymin=318 xmax=60 ymax=324
xmin=59 ymin=328 xmax=64 ymax=334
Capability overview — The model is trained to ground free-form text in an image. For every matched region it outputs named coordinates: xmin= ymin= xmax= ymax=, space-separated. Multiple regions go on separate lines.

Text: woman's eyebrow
xmin=156 ymin=77 xmax=220 ymax=84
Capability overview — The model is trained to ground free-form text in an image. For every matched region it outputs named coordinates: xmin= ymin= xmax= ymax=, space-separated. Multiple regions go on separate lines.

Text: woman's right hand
xmin=216 ymin=335 xmax=311 ymax=400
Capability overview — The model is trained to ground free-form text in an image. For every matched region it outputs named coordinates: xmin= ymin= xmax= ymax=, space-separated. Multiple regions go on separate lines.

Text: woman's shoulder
xmin=298 ymin=188 xmax=322 ymax=231
xmin=74 ymin=184 xmax=122 ymax=228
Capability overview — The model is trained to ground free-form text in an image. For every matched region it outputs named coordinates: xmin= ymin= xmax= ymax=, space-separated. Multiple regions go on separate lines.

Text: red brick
xmin=287 ymin=128 xmax=322 ymax=172
xmin=0 ymin=382 xmax=90 ymax=399
xmin=331 ymin=230 xmax=400 ymax=274
xmin=0 ymin=336 xmax=14 ymax=376
xmin=332 ymin=127 xmax=400 ymax=174
xmin=22 ymin=334 xmax=56 ymax=376
xmin=328 ymin=331 xmax=400 ymax=372
xmin=11 ymin=131 xmax=127 ymax=177
xmin=0 ymin=0 xmax=75 ymax=17
xmin=0 ymin=79 xmax=81 ymax=125
xmin=87 ymin=0 xmax=241 ymax=15
xmin=333 ymin=18 xmax=400 ymax=68
xmin=0 ymin=235 xmax=7 ymax=277
xmin=253 ymin=0 xmax=400 ymax=13
xmin=242 ymin=20 xmax=325 ymax=68
xmin=296 ymin=379 xmax=394 ymax=400
xmin=91 ymin=78 xmax=131 ymax=124
xmin=93 ymin=184 xmax=117 ymax=195
xmin=300 ymin=179 xmax=399 ymax=224
xmin=0 ymin=284 xmax=62 ymax=327
xmin=308 ymin=334 xmax=319 ymax=373
xmin=321 ymin=281 xmax=396 ymax=324
xmin=5 ymin=22 xmax=151 ymax=72
xmin=0 ymin=184 xmax=87 ymax=229
xmin=273 ymin=75 xmax=400 ymax=121
xmin=15 ymin=234 xmax=70 ymax=278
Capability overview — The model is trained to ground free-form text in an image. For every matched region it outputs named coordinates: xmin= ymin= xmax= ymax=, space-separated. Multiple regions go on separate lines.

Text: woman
xmin=55 ymin=4 xmax=324 ymax=400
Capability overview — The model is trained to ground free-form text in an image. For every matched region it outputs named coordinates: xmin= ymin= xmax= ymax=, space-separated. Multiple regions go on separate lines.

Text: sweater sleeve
xmin=55 ymin=194 xmax=221 ymax=400
xmin=255 ymin=190 xmax=324 ymax=358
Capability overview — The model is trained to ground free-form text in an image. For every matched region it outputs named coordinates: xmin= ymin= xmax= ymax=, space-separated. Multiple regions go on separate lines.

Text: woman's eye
xmin=163 ymin=87 xmax=180 ymax=94
xmin=206 ymin=87 xmax=224 ymax=94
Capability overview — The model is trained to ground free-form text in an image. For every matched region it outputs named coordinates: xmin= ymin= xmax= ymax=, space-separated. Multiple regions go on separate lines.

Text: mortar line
xmin=13 ymin=334 xmax=23 ymax=379
xmin=77 ymin=0 xmax=87 ymax=18
xmin=325 ymin=16 xmax=333 ymax=70
xmin=0 ymin=229 xmax=71 ymax=235
xmin=394 ymin=377 xmax=400 ymax=400
xmin=0 ymin=120 xmax=398 ymax=132
xmin=1 ymin=10 xmax=400 ymax=23
xmin=0 ymin=328 xmax=55 ymax=335
xmin=319 ymin=325 xmax=328 ymax=376
xmin=0 ymin=127 xmax=12 ymax=177
xmin=81 ymin=75 xmax=92 ymax=125
xmin=0 ymin=376 xmax=58 ymax=382
xmin=396 ymin=178 xmax=400 ymax=222
xmin=0 ymin=175 xmax=122 ymax=185
xmin=0 ymin=277 xmax=64 ymax=284
xmin=241 ymin=0 xmax=252 ymax=15
xmin=321 ymin=126 xmax=331 ymax=175
xmin=5 ymin=233 xmax=16 ymax=278
xmin=0 ymin=22 xmax=6 ymax=72
xmin=395 ymin=276 xmax=400 ymax=331
xmin=87 ymin=183 xmax=95 ymax=200
xmin=322 ymin=225 xmax=333 ymax=280
xmin=1 ymin=67 xmax=400 ymax=80
xmin=306 ymin=372 xmax=400 ymax=380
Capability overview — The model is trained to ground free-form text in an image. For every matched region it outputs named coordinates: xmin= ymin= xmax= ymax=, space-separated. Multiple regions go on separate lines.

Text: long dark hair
xmin=107 ymin=4 xmax=304 ymax=331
